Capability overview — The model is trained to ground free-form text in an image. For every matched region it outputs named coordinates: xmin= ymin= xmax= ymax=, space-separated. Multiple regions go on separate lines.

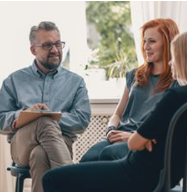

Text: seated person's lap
xmin=81 ymin=139 xmax=129 ymax=162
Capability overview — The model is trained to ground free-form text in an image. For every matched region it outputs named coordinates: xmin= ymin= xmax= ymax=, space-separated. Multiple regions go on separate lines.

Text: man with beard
xmin=0 ymin=21 xmax=91 ymax=192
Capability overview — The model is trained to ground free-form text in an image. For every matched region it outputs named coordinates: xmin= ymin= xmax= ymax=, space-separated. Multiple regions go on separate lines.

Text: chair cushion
xmin=7 ymin=164 xmax=30 ymax=178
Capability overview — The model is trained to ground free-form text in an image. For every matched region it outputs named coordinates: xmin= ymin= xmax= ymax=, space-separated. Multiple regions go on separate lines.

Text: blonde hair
xmin=135 ymin=18 xmax=179 ymax=93
xmin=171 ymin=32 xmax=187 ymax=85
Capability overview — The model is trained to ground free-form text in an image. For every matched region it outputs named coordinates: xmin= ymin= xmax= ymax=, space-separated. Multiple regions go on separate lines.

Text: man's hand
xmin=107 ymin=130 xmax=132 ymax=143
xmin=12 ymin=103 xmax=49 ymax=129
xmin=12 ymin=118 xmax=18 ymax=129
xmin=26 ymin=103 xmax=49 ymax=111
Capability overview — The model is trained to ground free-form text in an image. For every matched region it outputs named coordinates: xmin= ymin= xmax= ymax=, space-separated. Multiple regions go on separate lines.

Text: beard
xmin=41 ymin=61 xmax=60 ymax=70
xmin=40 ymin=53 xmax=62 ymax=70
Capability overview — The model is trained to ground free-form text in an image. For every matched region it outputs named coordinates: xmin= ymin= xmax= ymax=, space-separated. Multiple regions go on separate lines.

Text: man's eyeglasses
xmin=35 ymin=41 xmax=65 ymax=51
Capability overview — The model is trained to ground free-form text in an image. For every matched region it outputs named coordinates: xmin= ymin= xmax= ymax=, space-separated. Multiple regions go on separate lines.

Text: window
xmin=0 ymin=1 xmax=137 ymax=100
xmin=84 ymin=1 xmax=137 ymax=100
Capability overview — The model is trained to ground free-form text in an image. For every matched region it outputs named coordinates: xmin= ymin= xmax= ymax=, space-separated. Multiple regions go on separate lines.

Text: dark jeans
xmin=80 ymin=139 xmax=129 ymax=162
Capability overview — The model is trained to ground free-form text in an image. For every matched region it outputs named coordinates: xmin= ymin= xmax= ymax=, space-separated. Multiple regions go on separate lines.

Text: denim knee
xmin=99 ymin=145 xmax=116 ymax=161
xmin=80 ymin=140 xmax=110 ymax=162
xmin=99 ymin=142 xmax=129 ymax=161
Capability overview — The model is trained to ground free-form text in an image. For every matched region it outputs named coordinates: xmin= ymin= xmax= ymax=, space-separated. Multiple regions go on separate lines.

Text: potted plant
xmin=84 ymin=48 xmax=106 ymax=81
xmin=107 ymin=51 xmax=132 ymax=79
xmin=107 ymin=51 xmax=137 ymax=95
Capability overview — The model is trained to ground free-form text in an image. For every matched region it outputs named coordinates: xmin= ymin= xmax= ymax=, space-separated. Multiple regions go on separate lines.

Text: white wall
xmin=131 ymin=1 xmax=187 ymax=64
xmin=0 ymin=1 xmax=87 ymax=86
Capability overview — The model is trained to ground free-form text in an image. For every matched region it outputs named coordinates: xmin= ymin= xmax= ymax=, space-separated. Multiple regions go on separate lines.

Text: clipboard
xmin=16 ymin=110 xmax=62 ymax=128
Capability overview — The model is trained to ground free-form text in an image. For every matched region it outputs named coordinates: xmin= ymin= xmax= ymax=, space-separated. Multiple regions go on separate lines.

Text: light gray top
xmin=0 ymin=61 xmax=91 ymax=140
xmin=118 ymin=69 xmax=179 ymax=131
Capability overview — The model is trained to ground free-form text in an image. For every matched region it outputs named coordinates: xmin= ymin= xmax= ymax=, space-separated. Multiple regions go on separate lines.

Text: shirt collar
xmin=31 ymin=60 xmax=60 ymax=79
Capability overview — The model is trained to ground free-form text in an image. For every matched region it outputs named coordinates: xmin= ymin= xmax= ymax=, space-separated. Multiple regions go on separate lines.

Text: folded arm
xmin=128 ymin=131 xmax=156 ymax=152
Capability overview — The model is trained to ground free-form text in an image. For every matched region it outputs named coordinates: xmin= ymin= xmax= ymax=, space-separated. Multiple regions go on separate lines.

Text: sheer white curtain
xmin=0 ymin=136 xmax=16 ymax=192
xmin=130 ymin=1 xmax=187 ymax=64
xmin=0 ymin=2 xmax=87 ymax=192
xmin=67 ymin=3 xmax=88 ymax=74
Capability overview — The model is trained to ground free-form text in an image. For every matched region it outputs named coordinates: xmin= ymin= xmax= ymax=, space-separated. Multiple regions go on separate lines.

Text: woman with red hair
xmin=81 ymin=18 xmax=180 ymax=162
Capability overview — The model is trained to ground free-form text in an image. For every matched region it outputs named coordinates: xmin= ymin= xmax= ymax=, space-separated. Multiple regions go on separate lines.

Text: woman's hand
xmin=128 ymin=131 xmax=157 ymax=152
xmin=144 ymin=139 xmax=157 ymax=152
xmin=107 ymin=130 xmax=133 ymax=143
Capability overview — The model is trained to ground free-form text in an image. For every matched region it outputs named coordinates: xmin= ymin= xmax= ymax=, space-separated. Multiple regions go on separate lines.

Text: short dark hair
xmin=29 ymin=21 xmax=60 ymax=45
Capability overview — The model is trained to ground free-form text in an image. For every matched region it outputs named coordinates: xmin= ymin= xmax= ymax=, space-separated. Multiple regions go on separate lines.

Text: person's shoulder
xmin=126 ymin=68 xmax=137 ymax=77
xmin=169 ymin=85 xmax=187 ymax=97
xmin=126 ymin=68 xmax=138 ymax=81
xmin=162 ymin=85 xmax=187 ymax=103
xmin=59 ymin=67 xmax=84 ymax=85
xmin=61 ymin=67 xmax=83 ymax=79
xmin=125 ymin=68 xmax=137 ymax=89
xmin=170 ymin=80 xmax=180 ymax=88
xmin=4 ymin=66 xmax=31 ymax=82
xmin=169 ymin=85 xmax=187 ymax=92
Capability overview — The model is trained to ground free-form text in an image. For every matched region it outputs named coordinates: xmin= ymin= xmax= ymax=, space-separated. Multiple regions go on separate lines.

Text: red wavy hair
xmin=135 ymin=18 xmax=179 ymax=93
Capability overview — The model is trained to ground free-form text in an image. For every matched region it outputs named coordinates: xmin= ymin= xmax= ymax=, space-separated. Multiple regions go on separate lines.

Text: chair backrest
xmin=154 ymin=102 xmax=187 ymax=192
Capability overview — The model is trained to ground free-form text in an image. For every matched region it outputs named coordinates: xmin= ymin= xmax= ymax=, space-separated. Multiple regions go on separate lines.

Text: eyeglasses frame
xmin=35 ymin=41 xmax=65 ymax=51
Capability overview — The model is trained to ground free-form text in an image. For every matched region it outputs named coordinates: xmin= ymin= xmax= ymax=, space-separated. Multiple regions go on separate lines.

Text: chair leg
xmin=16 ymin=174 xmax=25 ymax=192
xmin=15 ymin=178 xmax=19 ymax=192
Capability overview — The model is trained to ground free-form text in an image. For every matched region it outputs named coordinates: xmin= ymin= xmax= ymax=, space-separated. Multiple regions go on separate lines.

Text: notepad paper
xmin=16 ymin=110 xmax=62 ymax=128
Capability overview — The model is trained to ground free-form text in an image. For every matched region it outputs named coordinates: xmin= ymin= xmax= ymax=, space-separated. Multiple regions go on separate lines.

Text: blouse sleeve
xmin=126 ymin=68 xmax=136 ymax=91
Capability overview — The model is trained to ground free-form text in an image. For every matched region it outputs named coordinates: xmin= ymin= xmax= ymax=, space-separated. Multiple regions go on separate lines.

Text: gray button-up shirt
xmin=0 ymin=61 xmax=91 ymax=141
